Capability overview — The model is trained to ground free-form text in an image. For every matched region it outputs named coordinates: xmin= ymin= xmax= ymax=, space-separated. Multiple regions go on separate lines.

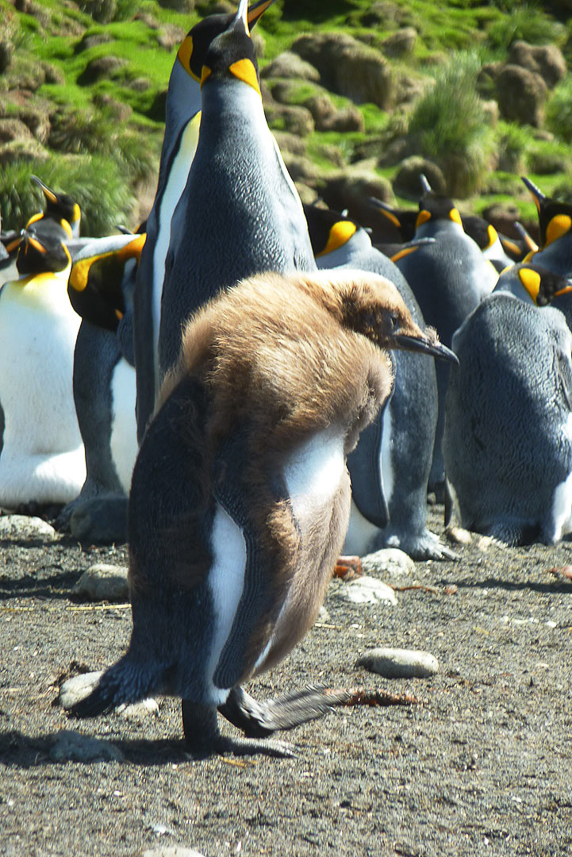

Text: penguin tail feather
xmin=69 ymin=655 xmax=163 ymax=719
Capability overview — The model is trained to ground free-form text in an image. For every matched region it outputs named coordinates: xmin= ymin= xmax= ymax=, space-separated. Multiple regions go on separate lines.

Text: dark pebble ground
xmin=1 ymin=505 xmax=572 ymax=857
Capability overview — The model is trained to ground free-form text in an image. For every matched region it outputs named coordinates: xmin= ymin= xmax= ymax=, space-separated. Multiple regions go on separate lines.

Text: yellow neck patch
xmin=416 ymin=209 xmax=431 ymax=228
xmin=449 ymin=208 xmax=462 ymax=226
xmin=487 ymin=224 xmax=498 ymax=249
xmin=178 ymin=35 xmax=200 ymax=81
xmin=69 ymin=235 xmax=146 ymax=293
xmin=316 ymin=220 xmax=357 ymax=257
xmin=391 ymin=245 xmax=419 ymax=264
xmin=379 ymin=208 xmax=401 ymax=229
xmin=545 ymin=214 xmax=572 ymax=248
xmin=229 ymin=58 xmax=260 ymax=95
xmin=518 ymin=267 xmax=541 ymax=303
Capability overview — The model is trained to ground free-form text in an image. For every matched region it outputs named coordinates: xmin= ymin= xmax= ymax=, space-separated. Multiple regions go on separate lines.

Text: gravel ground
xmin=1 ymin=505 xmax=572 ymax=857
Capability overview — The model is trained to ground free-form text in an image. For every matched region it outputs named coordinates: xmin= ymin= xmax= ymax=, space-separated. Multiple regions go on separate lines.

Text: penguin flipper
xmin=211 ymin=431 xmax=294 ymax=691
xmin=346 ymin=400 xmax=390 ymax=530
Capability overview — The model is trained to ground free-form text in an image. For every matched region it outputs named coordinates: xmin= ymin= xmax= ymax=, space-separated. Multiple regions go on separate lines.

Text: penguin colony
xmin=2 ymin=1 xmax=572 ymax=753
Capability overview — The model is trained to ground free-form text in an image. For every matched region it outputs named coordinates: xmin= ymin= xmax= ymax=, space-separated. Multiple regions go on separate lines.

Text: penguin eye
xmin=386 ymin=310 xmax=399 ymax=330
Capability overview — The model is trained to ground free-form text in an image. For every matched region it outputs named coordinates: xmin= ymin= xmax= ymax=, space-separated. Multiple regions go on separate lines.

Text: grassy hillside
xmin=1 ymin=0 xmax=571 ymax=235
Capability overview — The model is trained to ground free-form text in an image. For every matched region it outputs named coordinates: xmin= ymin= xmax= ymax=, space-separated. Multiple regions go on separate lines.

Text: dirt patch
xmin=1 ymin=506 xmax=572 ymax=857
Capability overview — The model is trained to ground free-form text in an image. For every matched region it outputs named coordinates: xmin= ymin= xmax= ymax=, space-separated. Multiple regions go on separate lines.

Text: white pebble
xmin=361 ymin=548 xmax=415 ymax=578
xmin=73 ymin=563 xmax=129 ymax=602
xmin=357 ymin=647 xmax=439 ymax=678
xmin=338 ymin=575 xmax=397 ymax=605
xmin=0 ymin=515 xmax=57 ymax=541
xmin=139 ymin=849 xmax=207 ymax=857
xmin=58 ymin=671 xmax=103 ymax=709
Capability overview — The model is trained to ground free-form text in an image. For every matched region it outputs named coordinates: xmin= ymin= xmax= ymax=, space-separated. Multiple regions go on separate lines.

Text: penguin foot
xmin=377 ymin=529 xmax=458 ymax=561
xmin=219 ymin=685 xmax=350 ymax=738
xmin=182 ymin=699 xmax=296 ymax=758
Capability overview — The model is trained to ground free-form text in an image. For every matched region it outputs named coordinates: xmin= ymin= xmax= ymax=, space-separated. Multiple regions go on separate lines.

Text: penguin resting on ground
xmin=71 ymin=269 xmax=456 ymax=756
xmin=0 ymin=224 xmax=85 ymax=507
xmin=443 ymin=289 xmax=572 ymax=546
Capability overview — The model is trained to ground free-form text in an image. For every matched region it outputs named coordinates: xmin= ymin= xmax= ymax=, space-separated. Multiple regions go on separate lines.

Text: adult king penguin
xmin=522 ymin=176 xmax=572 ymax=277
xmin=305 ymin=204 xmax=454 ymax=560
xmin=71 ymin=269 xmax=456 ymax=756
xmin=393 ymin=179 xmax=498 ymax=489
xmin=58 ymin=232 xmax=145 ymax=542
xmin=0 ymin=225 xmax=85 ymax=507
xmin=135 ymin=0 xmax=276 ymax=440
xmin=443 ymin=282 xmax=572 ymax=546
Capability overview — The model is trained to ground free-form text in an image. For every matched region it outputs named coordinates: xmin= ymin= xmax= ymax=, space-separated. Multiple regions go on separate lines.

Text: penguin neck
xmin=315 ymin=228 xmax=372 ymax=270
xmin=12 ymin=265 xmax=72 ymax=306
xmin=416 ymin=219 xmax=465 ymax=240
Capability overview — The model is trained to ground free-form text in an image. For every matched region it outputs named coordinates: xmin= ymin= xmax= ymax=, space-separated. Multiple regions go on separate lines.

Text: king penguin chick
xmin=443 ymin=290 xmax=572 ymax=546
xmin=304 ymin=204 xmax=455 ymax=560
xmin=135 ymin=0 xmax=275 ymax=440
xmin=57 ymin=232 xmax=145 ymax=543
xmin=71 ymin=269 xmax=455 ymax=757
xmin=393 ymin=182 xmax=498 ymax=489
xmin=0 ymin=225 xmax=85 ymax=507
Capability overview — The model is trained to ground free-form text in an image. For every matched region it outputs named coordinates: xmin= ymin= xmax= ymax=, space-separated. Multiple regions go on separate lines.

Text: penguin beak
xmin=236 ymin=0 xmax=250 ymax=33
xmin=30 ymin=175 xmax=57 ymax=204
xmin=394 ymin=333 xmax=459 ymax=364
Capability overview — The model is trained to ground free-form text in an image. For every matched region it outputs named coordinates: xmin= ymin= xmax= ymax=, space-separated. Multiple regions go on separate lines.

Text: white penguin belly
xmin=343 ymin=500 xmax=379 ymax=556
xmin=110 ymin=357 xmax=138 ymax=495
xmin=207 ymin=503 xmax=247 ymax=704
xmin=152 ymin=115 xmax=200 ymax=390
xmin=550 ymin=413 xmax=572 ymax=542
xmin=283 ymin=429 xmax=346 ymax=533
xmin=0 ymin=284 xmax=85 ymax=505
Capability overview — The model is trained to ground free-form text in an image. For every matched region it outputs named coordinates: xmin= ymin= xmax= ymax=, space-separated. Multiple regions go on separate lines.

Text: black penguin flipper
xmin=346 ymin=396 xmax=391 ymax=529
xmin=211 ymin=431 xmax=290 ymax=691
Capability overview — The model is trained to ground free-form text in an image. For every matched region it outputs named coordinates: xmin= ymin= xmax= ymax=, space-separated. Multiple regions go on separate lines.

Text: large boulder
xmin=261 ymin=51 xmax=321 ymax=83
xmin=292 ymin=32 xmax=394 ymax=110
xmin=508 ymin=41 xmax=567 ymax=90
xmin=495 ymin=64 xmax=548 ymax=128
xmin=392 ymin=156 xmax=447 ymax=199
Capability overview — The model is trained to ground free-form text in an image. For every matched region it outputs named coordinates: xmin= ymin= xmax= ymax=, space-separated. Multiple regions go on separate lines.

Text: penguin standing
xmin=135 ymin=0 xmax=275 ymax=439
xmin=393 ymin=184 xmax=498 ymax=488
xmin=71 ymin=269 xmax=455 ymax=755
xmin=443 ymin=284 xmax=572 ymax=546
xmin=58 ymin=232 xmax=145 ymax=542
xmin=148 ymin=0 xmax=314 ymax=412
xmin=0 ymin=224 xmax=85 ymax=507
xmin=305 ymin=204 xmax=454 ymax=560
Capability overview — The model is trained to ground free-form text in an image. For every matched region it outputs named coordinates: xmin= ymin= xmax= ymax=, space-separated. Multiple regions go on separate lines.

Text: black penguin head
xmin=462 ymin=215 xmax=498 ymax=252
xmin=304 ymin=204 xmax=357 ymax=257
xmin=16 ymin=222 xmax=72 ymax=276
xmin=68 ymin=233 xmax=145 ymax=331
xmin=30 ymin=175 xmax=81 ymax=235
xmin=199 ymin=0 xmax=260 ymax=94
xmin=514 ymin=264 xmax=572 ymax=306
xmin=416 ymin=191 xmax=463 ymax=231
xmin=177 ymin=0 xmax=272 ymax=83
xmin=522 ymin=175 xmax=572 ymax=251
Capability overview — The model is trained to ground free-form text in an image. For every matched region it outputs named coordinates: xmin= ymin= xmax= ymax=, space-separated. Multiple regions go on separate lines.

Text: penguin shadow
xmin=0 ymin=555 xmax=81 ymax=602
xmin=451 ymin=576 xmax=571 ymax=596
xmin=0 ymin=730 xmax=213 ymax=769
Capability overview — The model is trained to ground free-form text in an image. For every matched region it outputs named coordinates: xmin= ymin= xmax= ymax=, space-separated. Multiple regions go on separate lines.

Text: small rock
xmin=446 ymin=526 xmax=472 ymax=546
xmin=338 ymin=575 xmax=397 ymax=605
xmin=118 ymin=698 xmax=160 ymax=719
xmin=58 ymin=671 xmax=103 ymax=710
xmin=361 ymin=548 xmax=415 ymax=578
xmin=357 ymin=647 xmax=439 ymax=678
xmin=139 ymin=848 xmax=206 ymax=857
xmin=317 ymin=605 xmax=331 ymax=622
xmin=0 ymin=515 xmax=57 ymax=541
xmin=73 ymin=563 xmax=129 ymax=602
xmin=49 ymin=730 xmax=124 ymax=763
